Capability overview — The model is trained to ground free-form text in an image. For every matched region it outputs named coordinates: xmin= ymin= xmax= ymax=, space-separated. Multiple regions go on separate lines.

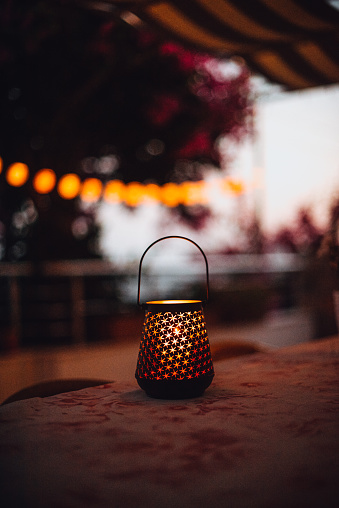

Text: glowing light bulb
xmin=103 ymin=180 xmax=125 ymax=203
xmin=33 ymin=168 xmax=56 ymax=194
xmin=180 ymin=181 xmax=207 ymax=206
xmin=80 ymin=178 xmax=103 ymax=203
xmin=124 ymin=182 xmax=145 ymax=207
xmin=57 ymin=173 xmax=81 ymax=199
xmin=143 ymin=183 xmax=160 ymax=203
xmin=6 ymin=162 xmax=29 ymax=187
xmin=222 ymin=178 xmax=245 ymax=195
xmin=161 ymin=182 xmax=181 ymax=207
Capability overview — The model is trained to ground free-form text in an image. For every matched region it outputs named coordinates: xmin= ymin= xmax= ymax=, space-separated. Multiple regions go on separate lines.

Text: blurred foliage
xmin=270 ymin=208 xmax=323 ymax=256
xmin=318 ymin=198 xmax=339 ymax=276
xmin=0 ymin=0 xmax=253 ymax=261
xmin=217 ymin=206 xmax=327 ymax=257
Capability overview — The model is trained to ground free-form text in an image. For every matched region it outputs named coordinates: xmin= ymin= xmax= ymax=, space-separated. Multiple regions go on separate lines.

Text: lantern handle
xmin=137 ymin=235 xmax=209 ymax=307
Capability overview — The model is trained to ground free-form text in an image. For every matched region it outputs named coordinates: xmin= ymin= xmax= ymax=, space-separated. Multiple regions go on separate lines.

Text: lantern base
xmin=136 ymin=374 xmax=214 ymax=399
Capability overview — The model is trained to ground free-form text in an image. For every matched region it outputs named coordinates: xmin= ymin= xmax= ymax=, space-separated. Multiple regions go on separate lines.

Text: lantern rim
xmin=146 ymin=299 xmax=201 ymax=304
xmin=143 ymin=299 xmax=204 ymax=312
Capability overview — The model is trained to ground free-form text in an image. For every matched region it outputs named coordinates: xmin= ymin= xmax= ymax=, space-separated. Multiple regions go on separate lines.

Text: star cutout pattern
xmin=136 ymin=309 xmax=214 ymax=381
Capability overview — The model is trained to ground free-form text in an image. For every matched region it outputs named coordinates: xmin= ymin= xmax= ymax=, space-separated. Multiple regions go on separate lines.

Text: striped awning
xmin=87 ymin=0 xmax=339 ymax=90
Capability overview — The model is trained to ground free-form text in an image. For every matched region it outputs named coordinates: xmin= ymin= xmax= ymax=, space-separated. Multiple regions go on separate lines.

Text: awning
xmin=86 ymin=0 xmax=339 ymax=90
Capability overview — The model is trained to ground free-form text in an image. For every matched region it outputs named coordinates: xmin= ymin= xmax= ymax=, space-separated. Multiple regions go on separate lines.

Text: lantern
xmin=136 ymin=236 xmax=214 ymax=399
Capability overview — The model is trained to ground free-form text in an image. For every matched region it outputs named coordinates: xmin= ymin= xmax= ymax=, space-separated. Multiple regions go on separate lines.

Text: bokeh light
xmin=181 ymin=181 xmax=208 ymax=206
xmin=161 ymin=183 xmax=181 ymax=207
xmin=57 ymin=173 xmax=81 ymax=199
xmin=223 ymin=178 xmax=245 ymax=195
xmin=6 ymin=162 xmax=29 ymax=187
xmin=72 ymin=216 xmax=89 ymax=239
xmin=143 ymin=183 xmax=161 ymax=203
xmin=124 ymin=182 xmax=145 ymax=207
xmin=103 ymin=180 xmax=125 ymax=203
xmin=33 ymin=168 xmax=56 ymax=194
xmin=0 ymin=158 xmax=249 ymax=206
xmin=80 ymin=178 xmax=103 ymax=203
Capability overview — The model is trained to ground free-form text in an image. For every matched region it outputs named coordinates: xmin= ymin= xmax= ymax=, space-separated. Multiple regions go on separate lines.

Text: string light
xmin=124 ymin=182 xmax=145 ymax=207
xmin=1 ymin=158 xmax=251 ymax=205
xmin=80 ymin=178 xmax=103 ymax=203
xmin=222 ymin=178 xmax=245 ymax=195
xmin=57 ymin=173 xmax=81 ymax=199
xmin=104 ymin=179 xmax=125 ymax=203
xmin=181 ymin=181 xmax=208 ymax=206
xmin=33 ymin=168 xmax=56 ymax=194
xmin=6 ymin=162 xmax=29 ymax=187
xmin=161 ymin=182 xmax=182 ymax=207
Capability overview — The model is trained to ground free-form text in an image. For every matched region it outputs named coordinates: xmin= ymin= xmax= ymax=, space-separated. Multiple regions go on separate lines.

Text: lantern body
xmin=136 ymin=300 xmax=214 ymax=399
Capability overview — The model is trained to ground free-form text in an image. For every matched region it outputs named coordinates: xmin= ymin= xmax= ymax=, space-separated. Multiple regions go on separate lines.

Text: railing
xmin=0 ymin=260 xmax=131 ymax=348
xmin=0 ymin=254 xmax=305 ymax=349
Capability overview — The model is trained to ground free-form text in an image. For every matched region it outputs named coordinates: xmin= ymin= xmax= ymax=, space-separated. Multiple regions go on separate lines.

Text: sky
xmin=252 ymin=83 xmax=339 ymax=232
xmin=98 ymin=83 xmax=339 ymax=263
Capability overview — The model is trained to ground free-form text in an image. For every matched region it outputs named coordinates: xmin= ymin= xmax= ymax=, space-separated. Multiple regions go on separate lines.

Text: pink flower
xmin=177 ymin=131 xmax=211 ymax=158
xmin=159 ymin=42 xmax=197 ymax=72
xmin=147 ymin=94 xmax=182 ymax=126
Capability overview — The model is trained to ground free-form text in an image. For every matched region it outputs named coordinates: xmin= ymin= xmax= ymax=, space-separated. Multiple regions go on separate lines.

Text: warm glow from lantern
xmin=146 ymin=300 xmax=201 ymax=304
xmin=57 ymin=173 xmax=81 ymax=199
xmin=161 ymin=182 xmax=181 ymax=207
xmin=0 ymin=157 xmax=3 ymax=174
xmin=80 ymin=178 xmax=103 ymax=202
xmin=104 ymin=180 xmax=125 ymax=203
xmin=33 ymin=168 xmax=56 ymax=194
xmin=6 ymin=162 xmax=29 ymax=187
xmin=136 ymin=305 xmax=214 ymax=392
xmin=124 ymin=182 xmax=145 ymax=207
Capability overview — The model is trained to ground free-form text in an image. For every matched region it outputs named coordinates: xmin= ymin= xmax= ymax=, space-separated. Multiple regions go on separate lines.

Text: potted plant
xmin=318 ymin=201 xmax=339 ymax=331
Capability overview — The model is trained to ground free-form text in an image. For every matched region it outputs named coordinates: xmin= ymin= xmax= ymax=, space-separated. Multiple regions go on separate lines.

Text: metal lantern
xmin=136 ymin=236 xmax=214 ymax=399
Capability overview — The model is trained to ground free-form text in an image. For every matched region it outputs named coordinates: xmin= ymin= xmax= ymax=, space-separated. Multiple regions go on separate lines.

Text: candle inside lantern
xmin=136 ymin=299 xmax=214 ymax=399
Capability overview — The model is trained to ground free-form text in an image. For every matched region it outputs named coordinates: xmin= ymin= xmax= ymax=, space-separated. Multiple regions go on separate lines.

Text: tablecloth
xmin=1 ymin=336 xmax=338 ymax=508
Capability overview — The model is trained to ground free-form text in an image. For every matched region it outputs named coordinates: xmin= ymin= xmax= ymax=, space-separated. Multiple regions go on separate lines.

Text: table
xmin=1 ymin=336 xmax=338 ymax=508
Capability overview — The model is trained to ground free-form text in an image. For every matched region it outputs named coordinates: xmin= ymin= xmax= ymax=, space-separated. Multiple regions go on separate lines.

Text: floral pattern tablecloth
xmin=1 ymin=336 xmax=339 ymax=508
